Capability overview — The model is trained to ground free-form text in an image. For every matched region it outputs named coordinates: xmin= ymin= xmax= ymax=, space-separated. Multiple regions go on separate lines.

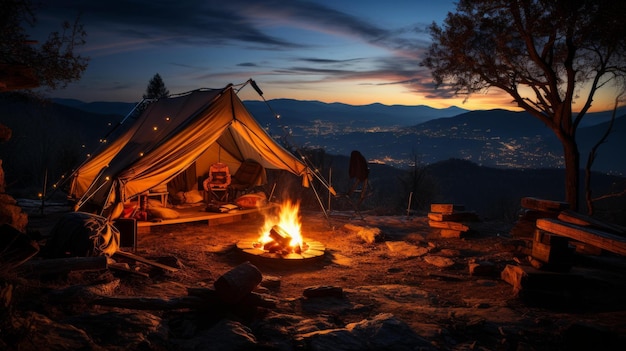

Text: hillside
xmin=0 ymin=94 xmax=126 ymax=192
xmin=46 ymin=96 xmax=625 ymax=174
xmin=1 ymin=94 xmax=624 ymax=219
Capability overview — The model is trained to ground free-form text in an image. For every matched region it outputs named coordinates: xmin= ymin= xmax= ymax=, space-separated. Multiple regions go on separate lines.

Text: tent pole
xmin=39 ymin=168 xmax=48 ymax=216
xmin=308 ymin=176 xmax=332 ymax=227
xmin=327 ymin=168 xmax=332 ymax=212
xmin=269 ymin=182 xmax=277 ymax=202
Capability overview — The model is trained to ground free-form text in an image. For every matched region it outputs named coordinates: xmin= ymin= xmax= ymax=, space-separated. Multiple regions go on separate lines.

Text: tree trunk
xmin=562 ymin=136 xmax=580 ymax=211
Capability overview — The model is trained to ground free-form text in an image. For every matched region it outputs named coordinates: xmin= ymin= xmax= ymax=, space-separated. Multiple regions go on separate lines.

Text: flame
xmin=259 ymin=200 xmax=302 ymax=248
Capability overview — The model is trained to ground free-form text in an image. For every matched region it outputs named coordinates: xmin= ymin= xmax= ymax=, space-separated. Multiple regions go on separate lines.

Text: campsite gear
xmin=68 ymin=84 xmax=309 ymax=216
xmin=42 ymin=212 xmax=120 ymax=258
xmin=235 ymin=192 xmax=267 ymax=209
xmin=229 ymin=159 xmax=264 ymax=199
xmin=330 ymin=150 xmax=370 ymax=220
xmin=348 ymin=150 xmax=369 ymax=204
xmin=203 ymin=162 xmax=231 ymax=202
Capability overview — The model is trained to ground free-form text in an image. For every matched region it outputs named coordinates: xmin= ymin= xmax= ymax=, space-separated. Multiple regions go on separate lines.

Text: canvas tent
xmin=69 ymin=83 xmax=309 ymax=215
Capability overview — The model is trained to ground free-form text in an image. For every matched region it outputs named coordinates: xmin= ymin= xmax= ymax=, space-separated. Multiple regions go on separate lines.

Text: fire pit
xmin=236 ymin=201 xmax=325 ymax=266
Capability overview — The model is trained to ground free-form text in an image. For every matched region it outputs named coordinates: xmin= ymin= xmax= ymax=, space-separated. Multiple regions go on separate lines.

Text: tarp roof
xmin=71 ymin=84 xmax=308 ymax=213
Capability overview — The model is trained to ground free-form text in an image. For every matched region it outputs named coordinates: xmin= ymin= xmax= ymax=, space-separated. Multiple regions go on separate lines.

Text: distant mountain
xmin=28 ymin=96 xmax=626 ymax=176
xmin=53 ymin=97 xmax=469 ymax=129
xmin=53 ymin=98 xmax=139 ymax=116
xmin=577 ymin=106 xmax=626 ymax=127
xmin=244 ymin=99 xmax=468 ymax=128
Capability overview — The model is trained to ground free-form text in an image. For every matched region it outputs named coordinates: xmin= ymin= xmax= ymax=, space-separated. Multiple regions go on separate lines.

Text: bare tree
xmin=585 ymin=91 xmax=626 ymax=215
xmin=0 ymin=0 xmax=89 ymax=91
xmin=422 ymin=0 xmax=626 ymax=211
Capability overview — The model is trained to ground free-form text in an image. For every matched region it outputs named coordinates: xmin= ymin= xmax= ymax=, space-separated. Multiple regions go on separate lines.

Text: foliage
xmin=422 ymin=0 xmax=626 ymax=210
xmin=143 ymin=73 xmax=169 ymax=100
xmin=0 ymin=0 xmax=89 ymax=90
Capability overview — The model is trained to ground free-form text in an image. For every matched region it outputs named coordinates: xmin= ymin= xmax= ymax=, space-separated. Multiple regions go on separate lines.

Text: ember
xmin=255 ymin=225 xmax=310 ymax=255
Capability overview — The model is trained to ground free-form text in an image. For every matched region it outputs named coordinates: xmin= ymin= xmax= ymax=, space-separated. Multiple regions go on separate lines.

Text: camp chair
xmin=229 ymin=159 xmax=263 ymax=199
xmin=334 ymin=150 xmax=370 ymax=219
xmin=347 ymin=150 xmax=369 ymax=205
xmin=203 ymin=162 xmax=231 ymax=202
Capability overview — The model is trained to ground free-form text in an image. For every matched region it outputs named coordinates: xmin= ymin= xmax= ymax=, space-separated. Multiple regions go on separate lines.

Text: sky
xmin=31 ymin=0 xmax=620 ymax=112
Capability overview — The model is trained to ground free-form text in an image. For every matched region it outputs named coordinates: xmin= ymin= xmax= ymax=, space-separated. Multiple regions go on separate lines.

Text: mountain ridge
xmin=5 ymin=96 xmax=623 ymax=176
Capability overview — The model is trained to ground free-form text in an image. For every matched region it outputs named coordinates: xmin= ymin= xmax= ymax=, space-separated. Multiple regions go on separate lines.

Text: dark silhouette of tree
xmin=143 ymin=73 xmax=169 ymax=100
xmin=0 ymin=0 xmax=89 ymax=91
xmin=422 ymin=0 xmax=626 ymax=211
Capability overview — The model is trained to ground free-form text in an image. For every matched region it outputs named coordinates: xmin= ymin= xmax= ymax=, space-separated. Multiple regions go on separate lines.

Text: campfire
xmin=236 ymin=200 xmax=325 ymax=264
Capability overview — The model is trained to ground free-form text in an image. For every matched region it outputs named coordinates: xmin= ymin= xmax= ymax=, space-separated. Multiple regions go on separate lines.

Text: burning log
xmin=261 ymin=225 xmax=306 ymax=254
xmin=263 ymin=225 xmax=298 ymax=253
xmin=268 ymin=225 xmax=292 ymax=248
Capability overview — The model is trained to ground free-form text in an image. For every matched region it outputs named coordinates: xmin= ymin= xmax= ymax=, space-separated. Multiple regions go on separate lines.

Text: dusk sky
xmin=33 ymin=0 xmax=619 ymax=112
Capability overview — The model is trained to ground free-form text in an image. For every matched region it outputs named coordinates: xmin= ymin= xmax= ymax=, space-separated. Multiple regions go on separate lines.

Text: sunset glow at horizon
xmin=33 ymin=0 xmax=622 ymax=113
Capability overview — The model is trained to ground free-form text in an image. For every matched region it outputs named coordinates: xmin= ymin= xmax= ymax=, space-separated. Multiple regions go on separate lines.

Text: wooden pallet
xmin=536 ymin=218 xmax=626 ymax=257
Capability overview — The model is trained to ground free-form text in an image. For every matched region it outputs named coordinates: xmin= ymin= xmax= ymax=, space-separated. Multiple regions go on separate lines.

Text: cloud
xmin=36 ymin=0 xmax=446 ymax=104
xmin=39 ymin=0 xmax=305 ymax=49
xmin=237 ymin=62 xmax=259 ymax=67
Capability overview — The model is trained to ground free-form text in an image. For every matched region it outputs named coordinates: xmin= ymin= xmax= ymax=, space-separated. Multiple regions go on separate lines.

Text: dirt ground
xmin=9 ymin=206 xmax=626 ymax=350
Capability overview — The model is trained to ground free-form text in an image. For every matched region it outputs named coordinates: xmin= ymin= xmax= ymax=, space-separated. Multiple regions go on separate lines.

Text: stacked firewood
xmin=502 ymin=198 xmax=626 ymax=303
xmin=427 ymin=203 xmax=479 ymax=238
xmin=510 ymin=197 xmax=569 ymax=238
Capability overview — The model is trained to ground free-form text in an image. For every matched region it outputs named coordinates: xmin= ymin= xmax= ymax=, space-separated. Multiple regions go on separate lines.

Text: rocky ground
xmin=3 ymin=205 xmax=626 ymax=351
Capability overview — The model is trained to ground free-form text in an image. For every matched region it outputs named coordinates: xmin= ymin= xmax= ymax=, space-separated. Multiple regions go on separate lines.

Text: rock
xmin=385 ymin=241 xmax=429 ymax=257
xmin=10 ymin=311 xmax=102 ymax=351
xmin=65 ymin=310 xmax=167 ymax=349
xmin=468 ymin=260 xmax=498 ymax=276
xmin=423 ymin=255 xmax=455 ymax=268
xmin=438 ymin=248 xmax=460 ymax=257
xmin=188 ymin=319 xmax=257 ymax=351
xmin=346 ymin=313 xmax=435 ymax=350
xmin=349 ymin=285 xmax=431 ymax=304
xmin=298 ymin=327 xmax=365 ymax=350
xmin=303 ymin=285 xmax=344 ymax=299
xmin=296 ymin=313 xmax=436 ymax=351
xmin=260 ymin=275 xmax=281 ymax=290
xmin=0 ymin=193 xmax=28 ymax=233
xmin=330 ymin=252 xmax=352 ymax=266
xmin=343 ymin=223 xmax=382 ymax=244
